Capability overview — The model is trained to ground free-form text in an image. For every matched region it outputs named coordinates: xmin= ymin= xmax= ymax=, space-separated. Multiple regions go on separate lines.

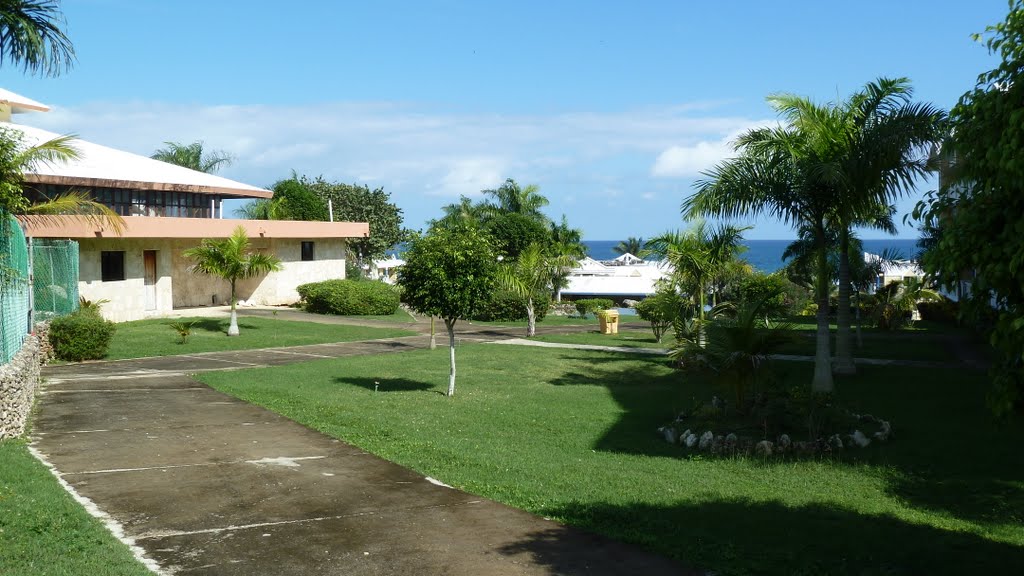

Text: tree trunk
xmin=526 ymin=297 xmax=536 ymax=337
xmin=812 ymin=223 xmax=834 ymax=393
xmin=445 ymin=318 xmax=457 ymax=397
xmin=429 ymin=316 xmax=437 ymax=350
xmin=855 ymin=290 xmax=863 ymax=348
xmin=228 ymin=279 xmax=240 ymax=336
xmin=834 ymin=228 xmax=856 ymax=374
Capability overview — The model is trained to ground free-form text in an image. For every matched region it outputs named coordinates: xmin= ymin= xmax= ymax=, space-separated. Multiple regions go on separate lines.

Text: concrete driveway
xmin=32 ymin=344 xmax=693 ymax=575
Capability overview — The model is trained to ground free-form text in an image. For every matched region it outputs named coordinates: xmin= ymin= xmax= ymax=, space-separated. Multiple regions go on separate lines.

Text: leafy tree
xmin=484 ymin=211 xmax=549 ymax=260
xmin=613 ymin=237 xmax=644 ymax=257
xmin=268 ymin=177 xmax=327 ymax=221
xmin=182 ymin=226 xmax=282 ymax=337
xmin=912 ymin=1 xmax=1024 ymax=417
xmin=495 ymin=243 xmax=573 ymax=337
xmin=303 ymin=177 xmax=409 ymax=267
xmin=1 ymin=127 xmax=123 ymax=232
xmin=635 ymin=289 xmax=684 ymax=343
xmin=397 ymin=223 xmax=497 ymax=396
xmin=0 ymin=0 xmax=74 ymax=77
xmin=151 ymin=141 xmax=233 ymax=173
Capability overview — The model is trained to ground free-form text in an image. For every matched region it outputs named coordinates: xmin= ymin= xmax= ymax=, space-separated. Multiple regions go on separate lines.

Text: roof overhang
xmin=24 ymin=174 xmax=273 ymax=198
xmin=19 ymin=215 xmax=369 ymax=240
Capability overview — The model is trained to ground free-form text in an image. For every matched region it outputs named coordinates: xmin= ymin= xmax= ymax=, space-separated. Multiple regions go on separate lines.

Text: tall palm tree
xmin=481 ymin=178 xmax=550 ymax=223
xmin=0 ymin=0 xmax=74 ymax=77
xmin=783 ymin=78 xmax=946 ymax=374
xmin=182 ymin=226 xmax=282 ymax=337
xmin=151 ymin=141 xmax=233 ymax=173
xmin=686 ymin=122 xmax=837 ymax=392
xmin=0 ymin=127 xmax=123 ymax=233
xmin=613 ymin=237 xmax=644 ymax=257
xmin=495 ymin=243 xmax=573 ymax=337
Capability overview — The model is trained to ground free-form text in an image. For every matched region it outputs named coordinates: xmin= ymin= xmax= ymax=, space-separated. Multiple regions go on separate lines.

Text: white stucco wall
xmin=78 ymin=237 xmax=348 ymax=322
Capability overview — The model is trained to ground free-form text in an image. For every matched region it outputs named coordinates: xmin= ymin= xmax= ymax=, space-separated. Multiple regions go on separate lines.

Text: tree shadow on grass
xmin=332 ymin=376 xmax=437 ymax=393
xmin=174 ymin=318 xmax=261 ymax=335
xmin=517 ymin=498 xmax=1024 ymax=576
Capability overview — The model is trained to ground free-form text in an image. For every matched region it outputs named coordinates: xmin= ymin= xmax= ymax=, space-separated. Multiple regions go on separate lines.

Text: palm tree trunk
xmin=834 ymin=228 xmax=856 ymax=374
xmin=526 ymin=297 xmax=536 ymax=337
xmin=855 ymin=290 xmax=863 ymax=348
xmin=228 ymin=279 xmax=240 ymax=336
xmin=812 ymin=223 xmax=835 ymax=393
xmin=445 ymin=318 xmax=457 ymax=397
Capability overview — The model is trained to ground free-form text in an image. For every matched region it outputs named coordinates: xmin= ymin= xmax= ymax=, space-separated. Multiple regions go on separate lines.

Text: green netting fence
xmin=32 ymin=238 xmax=80 ymax=321
xmin=0 ymin=212 xmax=30 ymax=364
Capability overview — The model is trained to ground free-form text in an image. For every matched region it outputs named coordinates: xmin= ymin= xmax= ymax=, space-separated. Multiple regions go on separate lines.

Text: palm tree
xmin=804 ymin=78 xmax=946 ymax=374
xmin=495 ymin=243 xmax=573 ymax=337
xmin=613 ymin=237 xmax=644 ymax=257
xmin=0 ymin=126 xmax=124 ymax=233
xmin=0 ymin=0 xmax=74 ymax=77
xmin=151 ymin=141 xmax=233 ymax=173
xmin=546 ymin=216 xmax=586 ymax=301
xmin=481 ymin=178 xmax=550 ymax=223
xmin=686 ymin=121 xmax=837 ymax=392
xmin=182 ymin=226 xmax=282 ymax=336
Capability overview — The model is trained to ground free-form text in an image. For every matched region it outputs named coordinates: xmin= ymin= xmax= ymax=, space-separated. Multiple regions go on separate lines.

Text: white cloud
xmin=436 ymin=157 xmax=507 ymax=197
xmin=650 ymin=122 xmax=775 ymax=179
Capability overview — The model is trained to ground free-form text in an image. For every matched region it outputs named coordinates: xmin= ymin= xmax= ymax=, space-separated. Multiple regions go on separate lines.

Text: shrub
xmin=48 ymin=310 xmax=116 ymax=361
xmin=472 ymin=289 xmax=551 ymax=322
xmin=635 ymin=290 xmax=683 ymax=343
xmin=918 ymin=298 xmax=958 ymax=324
xmin=297 ymin=279 xmax=399 ymax=315
xmin=573 ymin=298 xmax=614 ymax=317
xmin=736 ymin=272 xmax=809 ymax=318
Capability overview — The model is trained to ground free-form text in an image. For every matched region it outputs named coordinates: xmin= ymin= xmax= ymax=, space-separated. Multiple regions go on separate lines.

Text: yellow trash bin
xmin=599 ymin=309 xmax=620 ymax=334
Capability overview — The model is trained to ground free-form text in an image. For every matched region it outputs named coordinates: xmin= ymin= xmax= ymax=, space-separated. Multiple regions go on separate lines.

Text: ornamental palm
xmin=183 ymin=226 xmax=282 ymax=336
xmin=481 ymin=178 xmax=550 ymax=223
xmin=686 ymin=122 xmax=838 ymax=392
xmin=0 ymin=127 xmax=124 ymax=233
xmin=151 ymin=141 xmax=233 ymax=173
xmin=495 ymin=242 xmax=574 ymax=337
xmin=613 ymin=236 xmax=644 ymax=257
xmin=0 ymin=0 xmax=74 ymax=77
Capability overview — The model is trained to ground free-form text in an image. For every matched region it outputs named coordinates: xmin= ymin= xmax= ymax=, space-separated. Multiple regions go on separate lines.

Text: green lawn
xmin=775 ymin=331 xmax=956 ymax=361
xmin=0 ymin=440 xmax=152 ymax=576
xmin=105 ymin=316 xmax=416 ymax=360
xmin=533 ymin=328 xmax=672 ymax=349
xmin=197 ymin=342 xmax=1024 ymax=575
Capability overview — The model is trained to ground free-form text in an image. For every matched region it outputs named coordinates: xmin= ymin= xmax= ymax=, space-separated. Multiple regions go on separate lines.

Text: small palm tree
xmin=495 ymin=243 xmax=573 ymax=337
xmin=182 ymin=226 xmax=282 ymax=336
xmin=481 ymin=179 xmax=550 ymax=223
xmin=1 ymin=127 xmax=124 ymax=233
xmin=0 ymin=0 xmax=75 ymax=77
xmin=151 ymin=141 xmax=233 ymax=173
xmin=613 ymin=237 xmax=644 ymax=257
xmin=871 ymin=277 xmax=940 ymax=330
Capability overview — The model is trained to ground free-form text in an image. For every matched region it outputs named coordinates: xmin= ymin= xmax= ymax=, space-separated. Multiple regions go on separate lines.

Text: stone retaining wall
xmin=0 ymin=333 xmax=43 ymax=439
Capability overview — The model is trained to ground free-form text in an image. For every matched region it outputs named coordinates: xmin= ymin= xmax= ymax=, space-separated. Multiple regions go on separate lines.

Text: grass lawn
xmin=775 ymin=331 xmax=955 ymax=361
xmin=533 ymin=328 xmax=672 ymax=349
xmin=0 ymin=440 xmax=151 ymax=576
xmin=104 ymin=316 xmax=416 ymax=360
xmin=198 ymin=342 xmax=1024 ymax=575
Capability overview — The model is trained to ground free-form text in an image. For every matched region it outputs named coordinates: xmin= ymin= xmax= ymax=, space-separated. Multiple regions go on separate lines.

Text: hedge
xmin=297 ymin=279 xmax=400 ymax=316
xmin=471 ymin=289 xmax=551 ymax=322
xmin=573 ymin=298 xmax=615 ymax=317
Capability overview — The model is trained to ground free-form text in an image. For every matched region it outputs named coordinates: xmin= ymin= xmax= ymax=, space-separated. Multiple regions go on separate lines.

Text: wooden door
xmin=143 ymin=250 xmax=157 ymax=311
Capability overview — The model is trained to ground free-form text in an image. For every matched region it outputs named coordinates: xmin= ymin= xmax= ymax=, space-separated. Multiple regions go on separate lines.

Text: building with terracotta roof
xmin=3 ymin=89 xmax=367 ymax=321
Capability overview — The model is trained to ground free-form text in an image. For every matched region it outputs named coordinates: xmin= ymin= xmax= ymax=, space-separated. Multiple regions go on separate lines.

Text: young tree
xmin=398 ymin=223 xmax=497 ymax=396
xmin=183 ymin=226 xmax=282 ymax=337
xmin=496 ymin=243 xmax=573 ymax=337
xmin=151 ymin=141 xmax=233 ymax=173
xmin=0 ymin=0 xmax=74 ymax=77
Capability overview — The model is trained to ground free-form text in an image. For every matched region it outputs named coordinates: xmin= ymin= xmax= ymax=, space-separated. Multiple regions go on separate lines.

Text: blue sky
xmin=5 ymin=0 xmax=1007 ymax=239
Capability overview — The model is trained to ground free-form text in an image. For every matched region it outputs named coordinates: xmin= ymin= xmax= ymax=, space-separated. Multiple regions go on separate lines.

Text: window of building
xmin=101 ymin=251 xmax=126 ymax=281
xmin=301 ymin=241 xmax=316 ymax=261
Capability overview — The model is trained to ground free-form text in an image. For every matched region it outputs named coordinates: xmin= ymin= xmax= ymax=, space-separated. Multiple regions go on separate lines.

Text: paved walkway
xmin=32 ymin=333 xmax=693 ymax=575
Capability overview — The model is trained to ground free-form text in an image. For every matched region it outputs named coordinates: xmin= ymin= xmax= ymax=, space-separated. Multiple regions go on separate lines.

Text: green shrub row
xmin=48 ymin=308 xmax=116 ymax=361
xmin=471 ymin=289 xmax=551 ymax=322
xmin=297 ymin=279 xmax=400 ymax=316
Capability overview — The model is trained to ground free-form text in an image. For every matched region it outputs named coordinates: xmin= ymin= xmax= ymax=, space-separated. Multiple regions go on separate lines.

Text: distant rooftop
xmin=0 ymin=87 xmax=49 ymax=116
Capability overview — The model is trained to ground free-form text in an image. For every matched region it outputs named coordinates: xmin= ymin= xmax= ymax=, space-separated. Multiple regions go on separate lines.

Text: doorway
xmin=144 ymin=250 xmax=157 ymax=311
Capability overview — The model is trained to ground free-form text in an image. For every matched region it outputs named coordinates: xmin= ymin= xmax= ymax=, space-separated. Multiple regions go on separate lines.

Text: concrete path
xmin=32 ymin=340 xmax=693 ymax=575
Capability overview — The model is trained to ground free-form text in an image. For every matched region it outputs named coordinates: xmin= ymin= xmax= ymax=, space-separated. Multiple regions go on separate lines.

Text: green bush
xmin=297 ymin=279 xmax=399 ymax=315
xmin=471 ymin=289 xmax=551 ymax=322
xmin=736 ymin=272 xmax=809 ymax=318
xmin=48 ymin=310 xmax=116 ymax=361
xmin=635 ymin=291 xmax=683 ymax=343
xmin=573 ymin=298 xmax=615 ymax=317
xmin=918 ymin=298 xmax=958 ymax=324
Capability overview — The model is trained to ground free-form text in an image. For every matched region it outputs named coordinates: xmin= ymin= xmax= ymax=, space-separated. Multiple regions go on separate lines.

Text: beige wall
xmin=78 ymin=237 xmax=348 ymax=322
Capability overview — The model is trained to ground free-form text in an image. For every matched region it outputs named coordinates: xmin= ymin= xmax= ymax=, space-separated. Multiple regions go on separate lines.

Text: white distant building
xmin=4 ymin=88 xmax=368 ymax=322
xmin=864 ymin=252 xmax=925 ymax=292
xmin=560 ymin=253 xmax=670 ymax=301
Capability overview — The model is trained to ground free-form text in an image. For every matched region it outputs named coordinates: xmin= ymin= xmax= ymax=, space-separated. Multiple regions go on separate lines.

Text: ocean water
xmin=584 ymin=239 xmax=921 ymax=273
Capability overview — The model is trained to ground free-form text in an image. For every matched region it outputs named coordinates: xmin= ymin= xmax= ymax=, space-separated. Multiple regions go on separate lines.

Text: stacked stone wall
xmin=0 ymin=333 xmax=43 ymax=439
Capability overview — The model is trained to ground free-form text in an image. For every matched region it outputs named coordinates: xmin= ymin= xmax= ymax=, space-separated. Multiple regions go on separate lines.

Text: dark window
xmin=101 ymin=251 xmax=126 ymax=281
xmin=301 ymin=242 xmax=315 ymax=261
